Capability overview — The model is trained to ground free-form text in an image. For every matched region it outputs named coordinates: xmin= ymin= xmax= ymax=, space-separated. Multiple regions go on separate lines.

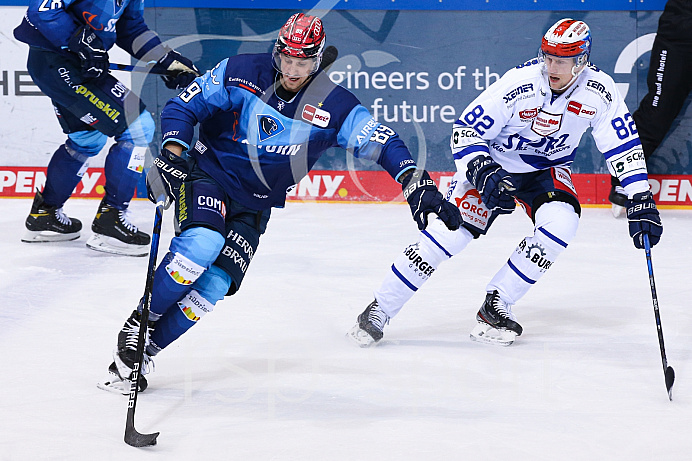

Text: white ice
xmin=1 ymin=198 xmax=690 ymax=460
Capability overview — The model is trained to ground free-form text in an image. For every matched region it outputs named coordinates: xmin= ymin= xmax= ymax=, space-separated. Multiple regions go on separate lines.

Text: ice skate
xmin=86 ymin=199 xmax=150 ymax=256
xmin=470 ymin=290 xmax=523 ymax=346
xmin=97 ymin=310 xmax=154 ymax=394
xmin=22 ymin=191 xmax=82 ymax=242
xmin=608 ymin=185 xmax=627 ymax=219
xmin=348 ymin=299 xmax=389 ymax=347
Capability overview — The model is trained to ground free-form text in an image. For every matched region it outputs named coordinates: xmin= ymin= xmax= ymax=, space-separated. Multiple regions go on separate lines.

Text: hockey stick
xmin=643 ymin=233 xmax=675 ymax=401
xmin=110 ymin=63 xmax=167 ymax=74
xmin=111 ymin=46 xmax=338 ymax=75
xmin=124 ymin=199 xmax=164 ymax=447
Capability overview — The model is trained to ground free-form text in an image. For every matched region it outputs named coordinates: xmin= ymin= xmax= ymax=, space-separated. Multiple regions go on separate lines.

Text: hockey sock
xmin=41 ymin=144 xmax=88 ymax=207
xmin=487 ymin=201 xmax=578 ymax=304
xmin=149 ymin=290 xmax=215 ymax=352
xmin=375 ymin=219 xmax=473 ymax=318
xmin=102 ymin=142 xmax=145 ymax=209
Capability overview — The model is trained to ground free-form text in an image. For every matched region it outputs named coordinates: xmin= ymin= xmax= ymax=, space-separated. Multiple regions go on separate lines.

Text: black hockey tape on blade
xmin=125 ymin=430 xmax=159 ymax=447
xmin=665 ymin=366 xmax=675 ymax=401
xmin=320 ymin=46 xmax=339 ymax=70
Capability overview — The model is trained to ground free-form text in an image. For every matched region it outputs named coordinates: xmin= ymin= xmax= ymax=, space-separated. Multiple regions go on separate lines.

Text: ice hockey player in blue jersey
xmin=349 ymin=18 xmax=664 ymax=347
xmin=98 ymin=13 xmax=461 ymax=393
xmin=14 ymin=0 xmax=199 ymax=256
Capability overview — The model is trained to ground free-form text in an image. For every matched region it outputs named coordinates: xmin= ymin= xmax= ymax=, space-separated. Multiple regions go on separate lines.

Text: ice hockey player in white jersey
xmin=349 ymin=18 xmax=663 ymax=347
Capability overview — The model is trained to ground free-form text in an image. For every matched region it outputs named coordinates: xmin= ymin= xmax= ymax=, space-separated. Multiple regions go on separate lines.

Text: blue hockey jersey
xmin=14 ymin=0 xmax=162 ymax=60
xmin=161 ymin=53 xmax=417 ymax=210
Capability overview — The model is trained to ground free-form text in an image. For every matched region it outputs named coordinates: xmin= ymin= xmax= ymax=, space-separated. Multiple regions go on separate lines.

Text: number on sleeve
xmin=370 ymin=124 xmax=395 ymax=145
xmin=462 ymin=104 xmax=495 ymax=135
xmin=611 ymin=113 xmax=637 ymax=140
xmin=179 ymin=81 xmax=202 ymax=103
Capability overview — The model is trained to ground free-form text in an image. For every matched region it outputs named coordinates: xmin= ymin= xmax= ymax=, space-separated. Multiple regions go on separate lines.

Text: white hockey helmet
xmin=540 ymin=18 xmax=591 ymax=72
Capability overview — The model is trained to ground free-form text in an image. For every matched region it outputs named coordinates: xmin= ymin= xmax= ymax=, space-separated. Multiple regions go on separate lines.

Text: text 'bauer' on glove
xmin=626 ymin=191 xmax=663 ymax=249
xmin=401 ymin=170 xmax=462 ymax=231
xmin=146 ymin=148 xmax=190 ymax=210
xmin=153 ymin=50 xmax=200 ymax=90
xmin=465 ymin=154 xmax=516 ymax=214
xmin=68 ymin=26 xmax=109 ymax=81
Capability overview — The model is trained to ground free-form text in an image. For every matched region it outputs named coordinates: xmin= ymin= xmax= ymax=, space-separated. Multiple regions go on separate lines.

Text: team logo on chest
xmin=302 ymin=104 xmax=331 ymax=128
xmin=257 ymin=114 xmax=285 ymax=142
xmin=531 ymin=110 xmax=562 ymax=136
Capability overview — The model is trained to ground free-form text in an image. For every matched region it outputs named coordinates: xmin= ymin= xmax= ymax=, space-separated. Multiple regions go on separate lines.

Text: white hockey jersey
xmin=450 ymin=57 xmax=649 ymax=197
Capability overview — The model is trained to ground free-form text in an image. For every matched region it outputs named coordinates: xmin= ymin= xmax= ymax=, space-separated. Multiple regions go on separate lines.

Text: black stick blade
xmin=125 ymin=429 xmax=159 ymax=447
xmin=665 ymin=366 xmax=675 ymax=401
xmin=320 ymin=45 xmax=339 ymax=70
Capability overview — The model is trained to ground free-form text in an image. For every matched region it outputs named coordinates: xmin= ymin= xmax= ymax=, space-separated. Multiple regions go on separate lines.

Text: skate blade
xmin=97 ymin=372 xmax=131 ymax=395
xmin=611 ymin=203 xmax=626 ymax=219
xmin=347 ymin=324 xmax=378 ymax=348
xmin=86 ymin=233 xmax=149 ymax=257
xmin=21 ymin=229 xmax=80 ymax=243
xmin=469 ymin=323 xmax=516 ymax=346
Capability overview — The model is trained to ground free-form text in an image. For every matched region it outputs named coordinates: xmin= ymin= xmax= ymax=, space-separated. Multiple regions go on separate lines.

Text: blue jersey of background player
xmin=14 ymin=0 xmax=199 ymax=256
xmin=99 ymin=13 xmax=462 ymax=393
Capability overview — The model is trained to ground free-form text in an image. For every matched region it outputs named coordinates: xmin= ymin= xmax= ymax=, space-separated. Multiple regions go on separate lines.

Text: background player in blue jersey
xmin=14 ymin=0 xmax=199 ymax=256
xmin=348 ymin=19 xmax=663 ymax=347
xmin=99 ymin=13 xmax=462 ymax=393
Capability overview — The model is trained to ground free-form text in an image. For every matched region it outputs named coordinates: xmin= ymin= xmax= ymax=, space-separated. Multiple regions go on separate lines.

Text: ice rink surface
xmin=1 ymin=197 xmax=690 ymax=460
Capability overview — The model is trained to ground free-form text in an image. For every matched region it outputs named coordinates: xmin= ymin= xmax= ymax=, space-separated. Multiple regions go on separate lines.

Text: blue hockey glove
xmin=153 ymin=51 xmax=200 ymax=90
xmin=402 ymin=170 xmax=462 ymax=231
xmin=146 ymin=148 xmax=189 ymax=209
xmin=465 ymin=154 xmax=516 ymax=213
xmin=626 ymin=191 xmax=662 ymax=249
xmin=68 ymin=26 xmax=109 ymax=81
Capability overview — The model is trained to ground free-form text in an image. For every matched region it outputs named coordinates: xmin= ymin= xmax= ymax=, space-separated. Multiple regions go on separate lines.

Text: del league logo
xmin=302 ymin=104 xmax=331 ymax=128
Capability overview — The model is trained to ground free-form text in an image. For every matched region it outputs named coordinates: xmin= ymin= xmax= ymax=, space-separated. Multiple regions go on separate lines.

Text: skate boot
xmin=98 ymin=309 xmax=155 ymax=395
xmin=608 ymin=185 xmax=627 ymax=218
xmin=348 ymin=299 xmax=390 ymax=347
xmin=22 ymin=191 xmax=82 ymax=242
xmin=86 ymin=198 xmax=150 ymax=256
xmin=470 ymin=290 xmax=523 ymax=346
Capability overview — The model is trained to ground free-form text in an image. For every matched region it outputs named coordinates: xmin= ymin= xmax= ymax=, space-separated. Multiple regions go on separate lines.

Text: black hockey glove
xmin=153 ymin=50 xmax=200 ymax=90
xmin=68 ymin=26 xmax=109 ymax=81
xmin=146 ymin=148 xmax=189 ymax=210
xmin=466 ymin=154 xmax=516 ymax=214
xmin=626 ymin=191 xmax=662 ymax=249
xmin=402 ymin=170 xmax=462 ymax=231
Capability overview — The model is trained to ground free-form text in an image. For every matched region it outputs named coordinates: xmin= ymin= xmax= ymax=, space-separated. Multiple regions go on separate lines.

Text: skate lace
xmin=118 ymin=209 xmax=139 ymax=233
xmin=367 ymin=303 xmax=390 ymax=331
xmin=123 ymin=317 xmax=155 ymax=373
xmin=55 ymin=208 xmax=72 ymax=226
xmin=491 ymin=296 xmax=517 ymax=322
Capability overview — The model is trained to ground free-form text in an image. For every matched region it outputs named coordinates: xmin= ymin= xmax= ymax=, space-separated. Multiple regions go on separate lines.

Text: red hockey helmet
xmin=273 ymin=13 xmax=326 ymax=76
xmin=540 ymin=18 xmax=591 ymax=67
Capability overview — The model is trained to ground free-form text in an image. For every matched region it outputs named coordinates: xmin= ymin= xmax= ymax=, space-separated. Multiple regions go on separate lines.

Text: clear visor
xmin=538 ymin=49 xmax=587 ymax=75
xmin=272 ymin=50 xmax=321 ymax=78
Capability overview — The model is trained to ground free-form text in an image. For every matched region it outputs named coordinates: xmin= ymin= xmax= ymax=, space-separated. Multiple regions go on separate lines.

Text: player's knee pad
xmin=534 ymin=201 xmax=579 ymax=244
xmin=162 ymin=227 xmax=225 ymax=287
xmin=505 ymin=201 xmax=578 ymax=287
xmin=66 ymin=130 xmax=108 ymax=160
xmin=170 ymin=227 xmax=226 ymax=269
xmin=193 ymin=265 xmax=233 ymax=304
xmin=115 ymin=111 xmax=155 ymax=146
